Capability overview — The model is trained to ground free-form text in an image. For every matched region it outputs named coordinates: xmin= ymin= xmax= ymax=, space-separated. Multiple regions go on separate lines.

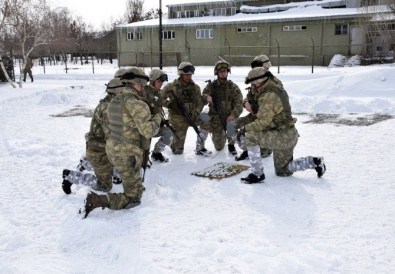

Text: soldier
xmin=160 ymin=62 xmax=206 ymax=155
xmin=239 ymin=67 xmax=326 ymax=183
xmin=230 ymin=55 xmax=283 ymax=160
xmin=142 ymin=68 xmax=174 ymax=163
xmin=198 ymin=60 xmax=243 ymax=155
xmin=23 ymin=56 xmax=33 ymax=82
xmin=62 ymin=77 xmax=125 ymax=194
xmin=81 ymin=67 xmax=163 ymax=218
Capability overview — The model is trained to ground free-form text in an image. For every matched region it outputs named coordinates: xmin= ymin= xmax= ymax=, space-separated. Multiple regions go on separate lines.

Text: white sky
xmin=49 ymin=0 xmax=180 ymax=30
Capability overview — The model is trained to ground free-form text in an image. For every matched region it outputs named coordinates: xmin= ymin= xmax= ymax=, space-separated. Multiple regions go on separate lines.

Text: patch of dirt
xmin=51 ymin=106 xmax=93 ymax=118
xmin=301 ymin=113 xmax=393 ymax=126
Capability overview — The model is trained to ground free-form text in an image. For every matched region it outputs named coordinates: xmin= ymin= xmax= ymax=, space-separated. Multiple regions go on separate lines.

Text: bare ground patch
xmin=300 ymin=113 xmax=393 ymax=126
xmin=51 ymin=105 xmax=93 ymax=118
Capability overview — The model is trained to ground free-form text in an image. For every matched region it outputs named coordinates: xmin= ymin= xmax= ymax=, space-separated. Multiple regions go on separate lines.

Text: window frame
xmin=196 ymin=29 xmax=214 ymax=39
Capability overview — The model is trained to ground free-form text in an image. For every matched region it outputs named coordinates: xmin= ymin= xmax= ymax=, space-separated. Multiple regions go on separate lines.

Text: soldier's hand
xmin=244 ymin=101 xmax=253 ymax=113
xmin=226 ymin=115 xmax=235 ymax=123
xmin=206 ymin=95 xmax=213 ymax=105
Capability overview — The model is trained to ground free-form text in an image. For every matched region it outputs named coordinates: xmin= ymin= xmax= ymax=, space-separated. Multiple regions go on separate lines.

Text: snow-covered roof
xmin=118 ymin=4 xmax=392 ymax=29
xmin=166 ymin=0 xmax=244 ymax=7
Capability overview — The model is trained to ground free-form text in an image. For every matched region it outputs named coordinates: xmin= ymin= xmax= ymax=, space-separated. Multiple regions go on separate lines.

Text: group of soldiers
xmin=61 ymin=55 xmax=326 ymax=218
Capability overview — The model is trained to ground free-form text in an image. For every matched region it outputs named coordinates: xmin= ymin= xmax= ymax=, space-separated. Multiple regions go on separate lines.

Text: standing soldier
xmin=142 ymin=68 xmax=174 ymax=163
xmin=240 ymin=67 xmax=326 ymax=183
xmin=62 ymin=77 xmax=125 ymax=194
xmin=160 ymin=62 xmax=205 ymax=155
xmin=23 ymin=56 xmax=33 ymax=82
xmin=81 ymin=67 xmax=163 ymax=218
xmin=198 ymin=60 xmax=243 ymax=155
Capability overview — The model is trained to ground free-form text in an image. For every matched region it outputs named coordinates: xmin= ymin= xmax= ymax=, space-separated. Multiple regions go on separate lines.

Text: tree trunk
xmin=0 ymin=58 xmax=17 ymax=88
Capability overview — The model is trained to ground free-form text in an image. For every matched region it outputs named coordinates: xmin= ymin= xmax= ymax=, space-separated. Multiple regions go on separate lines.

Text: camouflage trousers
xmin=245 ymin=127 xmax=299 ymax=175
xmin=106 ymin=147 xmax=144 ymax=210
xmin=198 ymin=116 xmax=233 ymax=151
xmin=153 ymin=125 xmax=174 ymax=153
xmin=64 ymin=169 xmax=99 ymax=188
xmin=86 ymin=146 xmax=113 ymax=190
xmin=168 ymin=114 xmax=196 ymax=154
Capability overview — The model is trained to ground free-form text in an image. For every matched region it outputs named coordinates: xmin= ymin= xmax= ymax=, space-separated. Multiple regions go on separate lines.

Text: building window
xmin=127 ymin=31 xmax=142 ymax=40
xmin=335 ymin=24 xmax=348 ymax=35
xmin=237 ymin=27 xmax=257 ymax=33
xmin=283 ymin=25 xmax=307 ymax=31
xmin=196 ymin=29 xmax=213 ymax=39
xmin=174 ymin=10 xmax=201 ymax=18
xmin=162 ymin=30 xmax=175 ymax=40
xmin=212 ymin=7 xmax=236 ymax=16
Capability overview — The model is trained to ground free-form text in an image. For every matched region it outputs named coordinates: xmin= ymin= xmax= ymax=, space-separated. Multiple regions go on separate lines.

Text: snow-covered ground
xmin=0 ymin=60 xmax=394 ymax=273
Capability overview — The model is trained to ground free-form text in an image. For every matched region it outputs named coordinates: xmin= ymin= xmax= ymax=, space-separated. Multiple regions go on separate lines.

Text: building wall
xmin=117 ymin=17 xmax=359 ymax=67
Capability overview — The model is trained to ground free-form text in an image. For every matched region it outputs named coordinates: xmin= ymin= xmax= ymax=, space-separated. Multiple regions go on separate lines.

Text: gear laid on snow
xmin=191 ymin=162 xmax=250 ymax=179
xmin=241 ymin=173 xmax=265 ymax=184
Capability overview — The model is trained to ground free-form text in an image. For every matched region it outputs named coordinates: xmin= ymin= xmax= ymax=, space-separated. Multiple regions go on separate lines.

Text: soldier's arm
xmin=128 ymin=100 xmax=159 ymax=139
xmin=230 ymin=84 xmax=244 ymax=118
xmin=245 ymin=92 xmax=283 ymax=132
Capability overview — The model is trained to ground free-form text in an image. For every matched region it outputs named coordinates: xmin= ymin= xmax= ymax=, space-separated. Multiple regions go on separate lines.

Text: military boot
xmin=241 ymin=173 xmax=265 ymax=184
xmin=62 ymin=169 xmax=72 ymax=194
xmin=235 ymin=150 xmax=248 ymax=161
xmin=81 ymin=192 xmax=109 ymax=219
xmin=313 ymin=157 xmax=326 ymax=178
xmin=228 ymin=144 xmax=237 ymax=155
xmin=151 ymin=152 xmax=169 ymax=163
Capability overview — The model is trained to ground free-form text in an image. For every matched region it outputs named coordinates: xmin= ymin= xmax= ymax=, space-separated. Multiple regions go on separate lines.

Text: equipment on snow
xmin=191 ymin=162 xmax=249 ymax=179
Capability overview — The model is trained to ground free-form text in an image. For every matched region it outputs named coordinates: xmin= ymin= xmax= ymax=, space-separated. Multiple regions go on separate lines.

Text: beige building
xmin=116 ymin=0 xmax=394 ymax=67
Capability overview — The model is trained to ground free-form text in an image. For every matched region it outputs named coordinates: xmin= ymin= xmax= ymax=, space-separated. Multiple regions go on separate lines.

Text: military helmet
xmin=120 ymin=67 xmax=149 ymax=85
xmin=106 ymin=78 xmax=124 ymax=94
xmin=251 ymin=55 xmax=272 ymax=69
xmin=245 ymin=67 xmax=269 ymax=85
xmin=178 ymin=62 xmax=195 ymax=75
xmin=149 ymin=69 xmax=168 ymax=82
xmin=214 ymin=60 xmax=231 ymax=75
xmin=114 ymin=68 xmax=126 ymax=78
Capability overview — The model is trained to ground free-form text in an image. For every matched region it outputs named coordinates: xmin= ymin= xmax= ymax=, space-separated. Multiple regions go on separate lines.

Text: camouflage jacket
xmin=107 ymin=87 xmax=159 ymax=156
xmin=245 ymin=79 xmax=296 ymax=132
xmin=85 ymin=93 xmax=115 ymax=150
xmin=243 ymin=75 xmax=283 ymax=105
xmin=160 ymin=78 xmax=204 ymax=119
xmin=202 ymin=79 xmax=243 ymax=119
xmin=142 ymin=84 xmax=163 ymax=115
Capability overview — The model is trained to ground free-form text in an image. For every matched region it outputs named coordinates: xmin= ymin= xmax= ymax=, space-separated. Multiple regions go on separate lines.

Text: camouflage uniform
xmin=243 ymin=68 xmax=325 ymax=179
xmin=143 ymin=83 xmax=174 ymax=154
xmin=105 ymin=86 xmax=162 ymax=209
xmin=161 ymin=78 xmax=203 ymax=154
xmin=233 ymin=68 xmax=284 ymax=158
xmin=62 ymin=79 xmax=124 ymax=194
xmin=199 ymin=79 xmax=243 ymax=150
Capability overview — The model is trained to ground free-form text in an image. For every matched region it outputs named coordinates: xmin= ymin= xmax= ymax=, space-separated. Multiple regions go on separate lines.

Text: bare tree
xmin=125 ymin=0 xmax=144 ymax=23
xmin=6 ymin=0 xmax=56 ymax=87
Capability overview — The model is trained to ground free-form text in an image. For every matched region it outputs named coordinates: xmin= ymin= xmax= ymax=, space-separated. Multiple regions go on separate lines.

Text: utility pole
xmin=159 ymin=0 xmax=163 ymax=69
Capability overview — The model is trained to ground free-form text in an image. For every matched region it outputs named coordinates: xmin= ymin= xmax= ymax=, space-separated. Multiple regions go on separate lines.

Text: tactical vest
xmin=209 ymin=79 xmax=233 ymax=116
xmin=107 ymin=91 xmax=141 ymax=146
xmin=170 ymin=80 xmax=197 ymax=116
xmin=263 ymin=82 xmax=295 ymax=130
xmin=85 ymin=94 xmax=113 ymax=151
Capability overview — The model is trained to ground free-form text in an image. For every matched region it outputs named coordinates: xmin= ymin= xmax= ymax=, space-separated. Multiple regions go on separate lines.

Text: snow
xmin=1 ymin=59 xmax=395 ymax=273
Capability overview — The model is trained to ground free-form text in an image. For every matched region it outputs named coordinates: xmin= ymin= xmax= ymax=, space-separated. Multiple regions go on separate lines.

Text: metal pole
xmin=159 ymin=0 xmax=163 ymax=69
xmin=311 ymin=37 xmax=314 ymax=74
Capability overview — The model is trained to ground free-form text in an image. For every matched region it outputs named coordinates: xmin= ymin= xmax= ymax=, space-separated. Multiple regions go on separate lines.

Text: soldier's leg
xmin=212 ymin=127 xmax=226 ymax=151
xmin=63 ymin=169 xmax=98 ymax=187
xmin=106 ymin=154 xmax=143 ymax=210
xmin=169 ymin=115 xmax=189 ymax=154
xmin=86 ymin=148 xmax=113 ymax=191
xmin=153 ymin=126 xmax=174 ymax=153
xmin=244 ymin=132 xmax=264 ymax=177
xmin=288 ymin=156 xmax=326 ymax=177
